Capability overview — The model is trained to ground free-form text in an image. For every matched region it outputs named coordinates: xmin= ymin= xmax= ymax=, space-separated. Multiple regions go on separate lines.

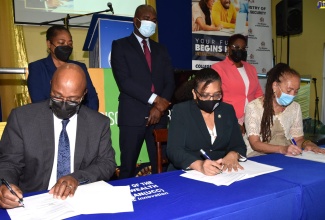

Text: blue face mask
xmin=275 ymin=86 xmax=295 ymax=106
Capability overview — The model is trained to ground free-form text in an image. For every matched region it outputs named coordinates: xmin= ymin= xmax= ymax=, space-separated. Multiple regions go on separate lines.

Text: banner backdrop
xmin=246 ymin=0 xmax=273 ymax=73
xmin=192 ymin=0 xmax=273 ymax=73
xmin=88 ymin=68 xmax=149 ymax=165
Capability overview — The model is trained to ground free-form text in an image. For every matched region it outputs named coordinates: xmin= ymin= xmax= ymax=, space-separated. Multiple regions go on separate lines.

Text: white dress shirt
xmin=48 ymin=114 xmax=77 ymax=189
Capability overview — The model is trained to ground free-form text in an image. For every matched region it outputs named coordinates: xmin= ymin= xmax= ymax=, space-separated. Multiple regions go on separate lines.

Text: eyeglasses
xmin=50 ymin=95 xmax=82 ymax=106
xmin=230 ymin=45 xmax=248 ymax=51
xmin=195 ymin=89 xmax=222 ymax=100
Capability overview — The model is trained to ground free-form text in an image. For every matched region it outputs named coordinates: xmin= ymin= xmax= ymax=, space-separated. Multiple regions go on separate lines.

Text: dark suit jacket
xmin=0 ymin=101 xmax=116 ymax=193
xmin=167 ymin=100 xmax=246 ymax=170
xmin=111 ymin=33 xmax=175 ymax=126
xmin=28 ymin=54 xmax=99 ymax=111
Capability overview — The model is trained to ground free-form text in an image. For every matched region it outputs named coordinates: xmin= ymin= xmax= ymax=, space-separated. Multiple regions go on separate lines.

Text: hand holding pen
xmin=200 ymin=149 xmax=223 ymax=175
xmin=0 ymin=179 xmax=24 ymax=208
xmin=288 ymin=135 xmax=302 ymax=156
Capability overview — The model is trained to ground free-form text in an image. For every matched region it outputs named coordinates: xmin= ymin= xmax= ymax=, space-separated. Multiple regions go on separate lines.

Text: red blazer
xmin=211 ymin=57 xmax=263 ymax=120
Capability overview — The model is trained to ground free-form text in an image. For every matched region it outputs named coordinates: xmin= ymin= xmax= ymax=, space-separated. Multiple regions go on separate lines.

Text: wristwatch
xmin=238 ymin=153 xmax=247 ymax=162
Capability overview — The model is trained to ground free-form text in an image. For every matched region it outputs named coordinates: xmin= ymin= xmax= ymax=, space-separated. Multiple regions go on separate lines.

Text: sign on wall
xmin=192 ymin=0 xmax=273 ymax=73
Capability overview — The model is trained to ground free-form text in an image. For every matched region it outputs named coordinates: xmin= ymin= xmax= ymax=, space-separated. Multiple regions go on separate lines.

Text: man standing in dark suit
xmin=0 ymin=63 xmax=116 ymax=209
xmin=111 ymin=5 xmax=175 ymax=179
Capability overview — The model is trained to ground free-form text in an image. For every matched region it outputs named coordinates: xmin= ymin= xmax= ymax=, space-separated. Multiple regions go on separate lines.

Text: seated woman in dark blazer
xmin=167 ymin=68 xmax=246 ymax=175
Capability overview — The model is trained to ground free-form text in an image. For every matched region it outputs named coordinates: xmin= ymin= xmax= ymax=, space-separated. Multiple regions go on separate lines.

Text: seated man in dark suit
xmin=0 ymin=63 xmax=116 ymax=209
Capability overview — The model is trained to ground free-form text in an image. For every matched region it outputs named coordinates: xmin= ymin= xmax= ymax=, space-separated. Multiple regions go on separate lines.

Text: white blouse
xmin=245 ymin=97 xmax=304 ymax=141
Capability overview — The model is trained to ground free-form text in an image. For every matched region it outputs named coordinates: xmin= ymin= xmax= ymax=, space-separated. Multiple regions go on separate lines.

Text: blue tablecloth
xmin=2 ymin=153 xmax=325 ymax=219
xmin=250 ymin=153 xmax=325 ymax=219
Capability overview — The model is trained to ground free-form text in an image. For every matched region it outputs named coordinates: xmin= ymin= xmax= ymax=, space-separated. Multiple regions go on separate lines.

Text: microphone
xmin=107 ymin=2 xmax=114 ymax=14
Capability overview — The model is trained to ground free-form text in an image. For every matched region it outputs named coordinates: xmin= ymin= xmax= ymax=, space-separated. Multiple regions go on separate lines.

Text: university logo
xmin=259 ymin=17 xmax=264 ymax=23
xmin=262 ymin=68 xmax=267 ymax=73
xmin=317 ymin=1 xmax=325 ymax=9
xmin=248 ymin=28 xmax=253 ymax=35
xmin=261 ymin=41 xmax=266 ymax=47
xmin=249 ymin=54 xmax=254 ymax=59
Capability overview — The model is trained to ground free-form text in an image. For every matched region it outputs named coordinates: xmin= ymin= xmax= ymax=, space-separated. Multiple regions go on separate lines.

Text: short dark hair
xmin=193 ymin=68 xmax=222 ymax=91
xmin=227 ymin=34 xmax=247 ymax=46
xmin=134 ymin=4 xmax=155 ymax=17
xmin=46 ymin=25 xmax=71 ymax=41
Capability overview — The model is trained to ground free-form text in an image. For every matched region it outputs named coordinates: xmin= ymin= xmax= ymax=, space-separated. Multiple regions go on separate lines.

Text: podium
xmin=83 ymin=14 xmax=133 ymax=68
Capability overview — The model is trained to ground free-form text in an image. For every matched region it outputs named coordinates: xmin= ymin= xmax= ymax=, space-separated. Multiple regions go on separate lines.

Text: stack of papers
xmin=7 ymin=181 xmax=134 ymax=220
xmin=181 ymin=160 xmax=282 ymax=186
xmin=286 ymin=150 xmax=325 ymax=163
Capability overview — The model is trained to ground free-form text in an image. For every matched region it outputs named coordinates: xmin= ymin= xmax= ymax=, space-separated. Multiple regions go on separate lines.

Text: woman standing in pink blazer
xmin=211 ymin=34 xmax=263 ymax=133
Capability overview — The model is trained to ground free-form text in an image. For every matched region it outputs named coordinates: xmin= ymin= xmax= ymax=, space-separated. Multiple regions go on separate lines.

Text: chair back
xmin=0 ymin=122 xmax=6 ymax=140
xmin=153 ymin=128 xmax=168 ymax=173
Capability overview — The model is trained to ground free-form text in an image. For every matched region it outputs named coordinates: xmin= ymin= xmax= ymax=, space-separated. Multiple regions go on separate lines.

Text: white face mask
xmin=136 ymin=18 xmax=156 ymax=38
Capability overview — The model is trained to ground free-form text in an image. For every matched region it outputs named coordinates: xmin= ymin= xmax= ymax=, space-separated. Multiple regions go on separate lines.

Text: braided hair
xmin=260 ymin=63 xmax=300 ymax=142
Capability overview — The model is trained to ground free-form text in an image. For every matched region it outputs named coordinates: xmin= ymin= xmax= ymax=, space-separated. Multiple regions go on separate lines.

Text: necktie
xmin=57 ymin=119 xmax=70 ymax=180
xmin=142 ymin=39 xmax=155 ymax=92
xmin=142 ymin=39 xmax=151 ymax=71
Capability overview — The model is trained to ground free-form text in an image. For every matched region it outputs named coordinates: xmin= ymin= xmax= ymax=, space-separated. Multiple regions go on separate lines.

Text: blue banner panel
xmin=99 ymin=19 xmax=133 ymax=68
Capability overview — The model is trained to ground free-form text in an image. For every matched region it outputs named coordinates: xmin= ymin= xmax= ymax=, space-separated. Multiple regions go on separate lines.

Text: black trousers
xmin=118 ymin=123 xmax=166 ymax=179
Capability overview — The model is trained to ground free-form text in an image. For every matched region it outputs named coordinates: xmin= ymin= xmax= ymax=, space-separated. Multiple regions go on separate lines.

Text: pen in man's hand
xmin=200 ymin=149 xmax=223 ymax=173
xmin=1 ymin=179 xmax=24 ymax=207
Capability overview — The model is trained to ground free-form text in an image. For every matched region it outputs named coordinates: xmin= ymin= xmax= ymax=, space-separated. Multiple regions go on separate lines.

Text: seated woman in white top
xmin=245 ymin=63 xmax=325 ymax=157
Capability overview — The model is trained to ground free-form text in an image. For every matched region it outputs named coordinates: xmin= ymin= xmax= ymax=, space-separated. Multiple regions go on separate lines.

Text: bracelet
xmin=237 ymin=153 xmax=247 ymax=162
xmin=302 ymin=140 xmax=311 ymax=148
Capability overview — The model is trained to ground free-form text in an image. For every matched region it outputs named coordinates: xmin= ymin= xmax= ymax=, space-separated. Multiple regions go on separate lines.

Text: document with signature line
xmin=286 ymin=150 xmax=325 ymax=163
xmin=7 ymin=181 xmax=134 ymax=220
xmin=181 ymin=160 xmax=282 ymax=186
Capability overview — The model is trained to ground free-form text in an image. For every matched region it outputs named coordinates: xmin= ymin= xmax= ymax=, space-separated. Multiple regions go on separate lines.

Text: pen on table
xmin=0 ymin=179 xmax=24 ymax=207
xmin=200 ymin=149 xmax=223 ymax=173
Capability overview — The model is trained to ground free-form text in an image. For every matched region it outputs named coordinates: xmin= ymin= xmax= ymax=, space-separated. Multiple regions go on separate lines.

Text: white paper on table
xmin=7 ymin=181 xmax=134 ymax=220
xmin=7 ymin=193 xmax=77 ymax=220
xmin=68 ymin=181 xmax=134 ymax=214
xmin=286 ymin=150 xmax=325 ymax=163
xmin=181 ymin=170 xmax=246 ymax=186
xmin=235 ymin=160 xmax=282 ymax=181
xmin=181 ymin=160 xmax=282 ymax=186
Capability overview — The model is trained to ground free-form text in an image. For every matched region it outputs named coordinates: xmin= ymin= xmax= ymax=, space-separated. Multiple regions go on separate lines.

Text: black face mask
xmin=229 ymin=49 xmax=247 ymax=63
xmin=49 ymin=99 xmax=81 ymax=120
xmin=53 ymin=45 xmax=73 ymax=62
xmin=196 ymin=98 xmax=220 ymax=113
